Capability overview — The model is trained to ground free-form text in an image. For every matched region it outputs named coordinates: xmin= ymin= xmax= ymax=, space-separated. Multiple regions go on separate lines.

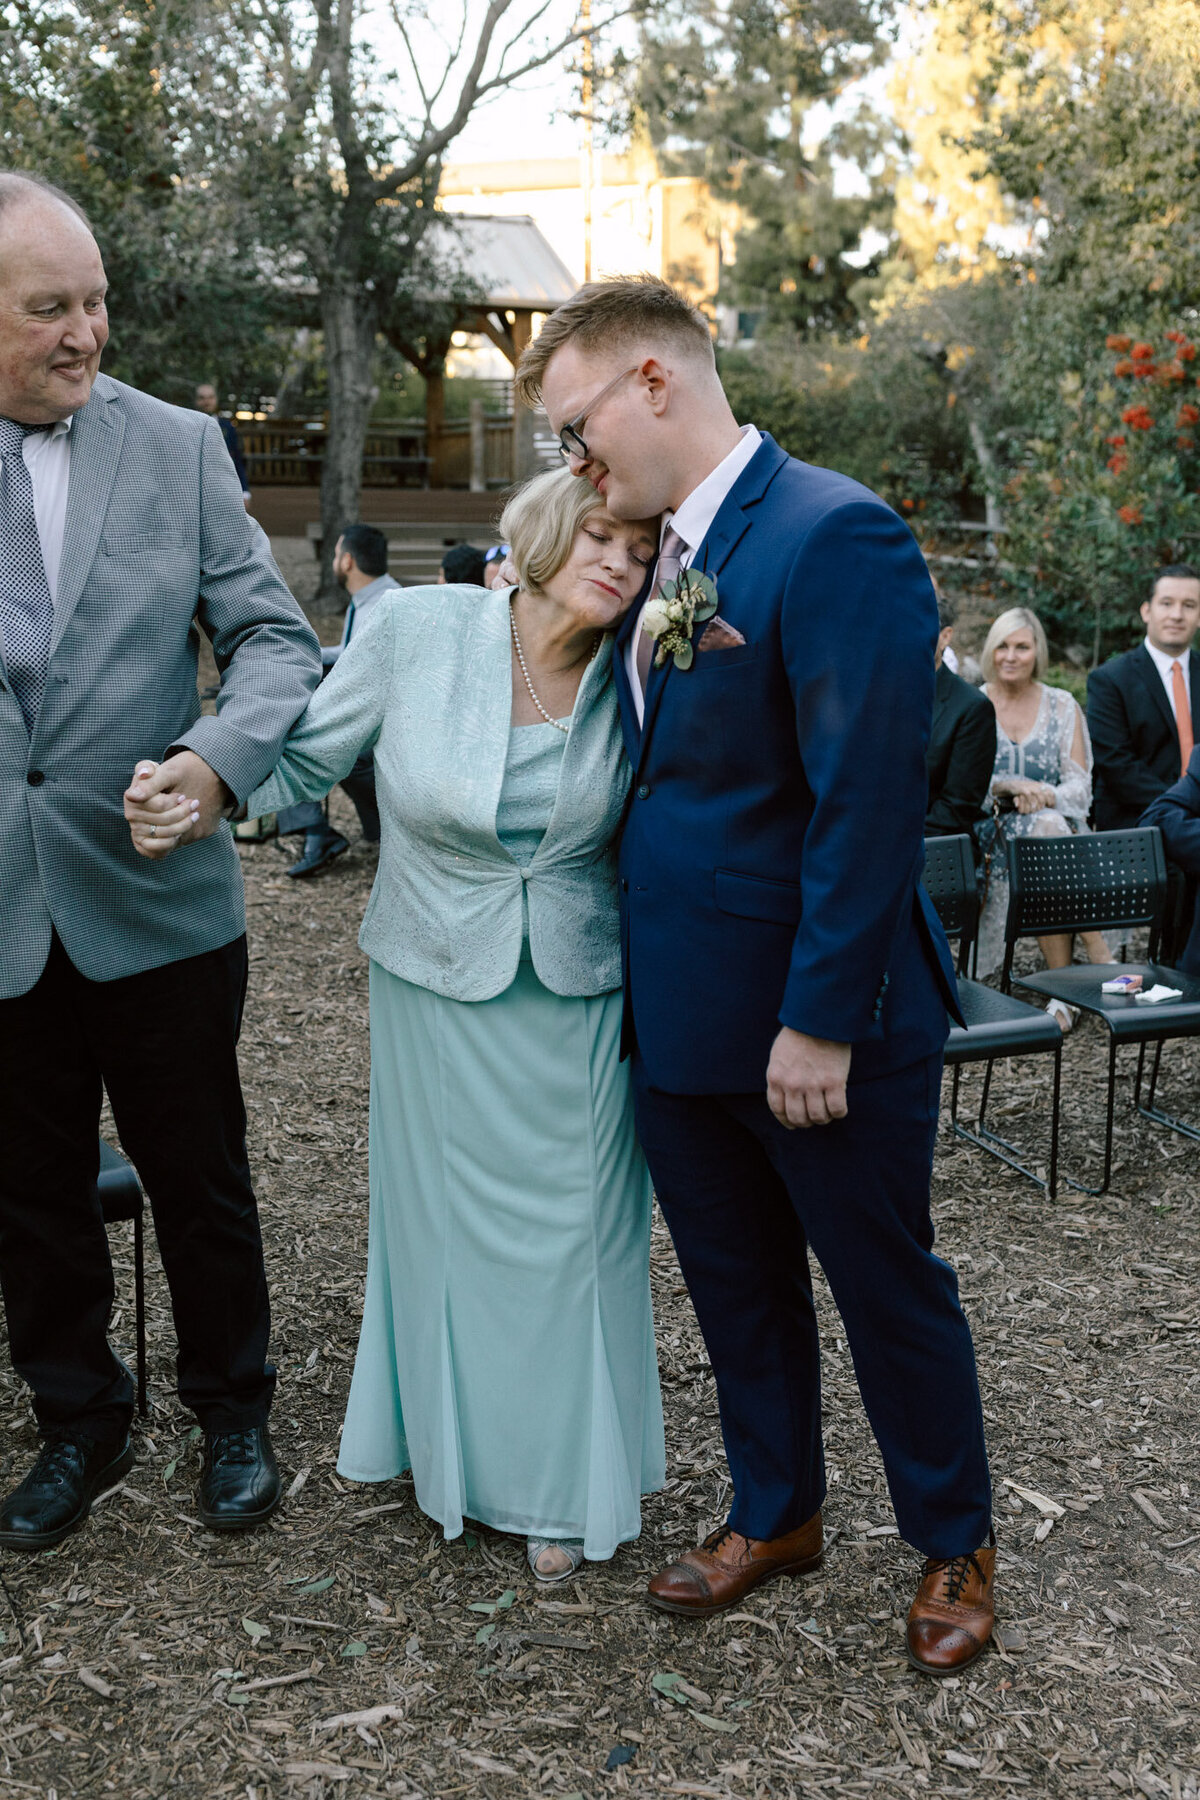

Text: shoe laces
xmin=922 ymin=1549 xmax=985 ymax=1604
xmin=701 ymin=1524 xmax=742 ymax=1558
xmin=29 ymin=1437 xmax=89 ymax=1488
xmin=209 ymin=1429 xmax=259 ymax=1468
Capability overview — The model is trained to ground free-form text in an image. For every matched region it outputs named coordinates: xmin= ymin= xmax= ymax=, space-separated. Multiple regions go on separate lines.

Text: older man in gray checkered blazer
xmin=0 ymin=173 xmax=321 ymax=1549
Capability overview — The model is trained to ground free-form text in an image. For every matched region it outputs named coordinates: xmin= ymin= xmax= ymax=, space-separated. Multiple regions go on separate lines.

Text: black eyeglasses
xmin=484 ymin=544 xmax=510 ymax=562
xmin=557 ymin=366 xmax=639 ymax=462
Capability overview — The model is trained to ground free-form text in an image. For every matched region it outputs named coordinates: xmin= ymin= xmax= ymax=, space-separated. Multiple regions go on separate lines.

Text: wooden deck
xmin=250 ymin=486 xmax=505 ymax=538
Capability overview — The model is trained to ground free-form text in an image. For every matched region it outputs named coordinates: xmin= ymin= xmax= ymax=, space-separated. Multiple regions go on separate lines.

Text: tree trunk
xmin=967 ymin=414 xmax=1004 ymax=537
xmin=319 ymin=281 xmax=379 ymax=598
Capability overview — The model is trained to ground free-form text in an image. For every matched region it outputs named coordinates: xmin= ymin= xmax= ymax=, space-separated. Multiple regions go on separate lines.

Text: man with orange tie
xmin=1089 ymin=565 xmax=1200 ymax=957
xmin=1089 ymin=564 xmax=1200 ymax=824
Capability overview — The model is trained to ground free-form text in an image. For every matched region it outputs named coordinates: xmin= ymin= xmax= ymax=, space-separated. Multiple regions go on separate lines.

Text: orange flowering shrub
xmin=1003 ymin=323 xmax=1200 ymax=656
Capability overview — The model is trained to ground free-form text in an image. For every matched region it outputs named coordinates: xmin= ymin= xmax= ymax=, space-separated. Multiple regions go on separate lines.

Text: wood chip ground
xmin=1 ymin=545 xmax=1194 ymax=1798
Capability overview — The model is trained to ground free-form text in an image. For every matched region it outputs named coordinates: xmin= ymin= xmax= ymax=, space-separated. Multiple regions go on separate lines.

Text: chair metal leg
xmin=947 ymin=1055 xmax=1058 ymax=1193
xmin=1134 ymin=1039 xmax=1200 ymax=1141
xmin=134 ymin=1212 xmax=148 ymax=1418
xmin=1059 ymin=1035 xmax=1120 ymax=1197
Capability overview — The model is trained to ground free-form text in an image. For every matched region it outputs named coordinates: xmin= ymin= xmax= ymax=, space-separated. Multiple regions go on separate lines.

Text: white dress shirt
xmin=21 ymin=417 xmax=73 ymax=604
xmin=626 ymin=424 xmax=763 ymax=725
xmin=1144 ymin=634 xmax=1192 ymax=713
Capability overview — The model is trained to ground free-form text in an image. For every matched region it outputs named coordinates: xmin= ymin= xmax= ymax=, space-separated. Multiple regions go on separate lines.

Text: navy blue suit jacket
xmin=615 ymin=434 xmax=959 ymax=1094
xmin=1140 ymin=745 xmax=1200 ymax=973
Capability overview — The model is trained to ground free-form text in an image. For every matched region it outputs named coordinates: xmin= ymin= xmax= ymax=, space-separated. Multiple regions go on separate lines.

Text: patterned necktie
xmin=636 ymin=524 xmax=688 ymax=699
xmin=1171 ymin=658 xmax=1194 ymax=777
xmin=0 ymin=419 xmax=54 ymax=733
xmin=343 ymin=597 xmax=357 ymax=647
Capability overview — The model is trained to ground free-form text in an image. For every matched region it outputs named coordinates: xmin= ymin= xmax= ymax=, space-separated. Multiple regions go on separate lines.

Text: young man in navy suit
xmin=517 ymin=278 xmax=995 ymax=1676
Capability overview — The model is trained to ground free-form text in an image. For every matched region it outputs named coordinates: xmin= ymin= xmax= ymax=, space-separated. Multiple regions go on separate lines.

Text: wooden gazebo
xmin=385 ymin=212 xmax=577 ymax=486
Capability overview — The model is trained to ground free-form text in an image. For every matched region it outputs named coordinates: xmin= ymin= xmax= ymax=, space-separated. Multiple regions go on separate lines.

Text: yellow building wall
xmin=439 ymin=154 xmax=724 ymax=307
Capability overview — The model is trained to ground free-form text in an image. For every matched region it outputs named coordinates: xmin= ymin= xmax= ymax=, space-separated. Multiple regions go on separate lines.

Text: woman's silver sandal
xmin=527 ymin=1537 xmax=585 ymax=1583
xmin=1045 ymin=998 xmax=1078 ymax=1034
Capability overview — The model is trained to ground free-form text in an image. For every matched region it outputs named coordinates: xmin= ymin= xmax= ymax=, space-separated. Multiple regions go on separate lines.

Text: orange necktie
xmin=1171 ymin=659 xmax=1194 ymax=778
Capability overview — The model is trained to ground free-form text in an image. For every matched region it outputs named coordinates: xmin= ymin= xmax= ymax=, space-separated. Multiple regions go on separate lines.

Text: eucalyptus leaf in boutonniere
xmin=640 ymin=568 xmax=719 ymax=671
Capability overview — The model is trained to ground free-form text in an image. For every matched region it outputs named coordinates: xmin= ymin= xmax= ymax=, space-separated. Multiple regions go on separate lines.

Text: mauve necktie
xmin=636 ymin=523 xmax=688 ymax=699
xmin=1171 ymin=658 xmax=1194 ymax=777
xmin=0 ymin=419 xmax=54 ymax=733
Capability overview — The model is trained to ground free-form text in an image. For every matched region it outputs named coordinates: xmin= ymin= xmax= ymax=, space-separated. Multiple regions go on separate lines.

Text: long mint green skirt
xmin=337 ymin=958 xmax=665 ymax=1560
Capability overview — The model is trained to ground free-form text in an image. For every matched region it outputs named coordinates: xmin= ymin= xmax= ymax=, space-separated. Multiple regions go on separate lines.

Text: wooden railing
xmin=433 ymin=417 xmax=515 ymax=489
xmin=236 ymin=415 xmax=516 ymax=488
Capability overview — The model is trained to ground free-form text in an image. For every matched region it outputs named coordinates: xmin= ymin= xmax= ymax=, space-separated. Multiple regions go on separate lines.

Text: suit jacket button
xmin=636 ymin=783 xmax=651 ymax=799
xmin=27 ymin=770 xmax=45 ymax=786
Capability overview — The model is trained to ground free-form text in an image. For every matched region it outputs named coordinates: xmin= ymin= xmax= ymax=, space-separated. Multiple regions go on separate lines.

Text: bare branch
xmin=376 ymin=2 xmax=634 ymax=196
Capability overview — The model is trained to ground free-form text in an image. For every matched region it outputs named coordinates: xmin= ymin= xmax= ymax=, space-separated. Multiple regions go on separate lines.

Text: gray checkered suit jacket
xmin=1 ymin=373 xmax=321 ymax=999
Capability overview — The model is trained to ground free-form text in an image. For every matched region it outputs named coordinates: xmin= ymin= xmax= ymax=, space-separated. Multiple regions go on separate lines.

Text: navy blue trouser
xmin=632 ymin=1050 xmax=991 ymax=1558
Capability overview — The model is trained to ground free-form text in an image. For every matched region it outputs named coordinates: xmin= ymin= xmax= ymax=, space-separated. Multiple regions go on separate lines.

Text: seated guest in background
xmin=438 ymin=542 xmax=486 ymax=586
xmin=483 ymin=542 xmax=511 ymax=588
xmin=277 ymin=524 xmax=395 ymax=875
xmin=926 ymin=592 xmax=997 ymax=839
xmin=195 ymin=382 xmax=251 ymax=510
xmin=1141 ymin=746 xmax=1200 ymax=972
xmin=975 ymin=606 xmax=1111 ymax=1009
xmin=1088 ymin=563 xmax=1200 ymax=828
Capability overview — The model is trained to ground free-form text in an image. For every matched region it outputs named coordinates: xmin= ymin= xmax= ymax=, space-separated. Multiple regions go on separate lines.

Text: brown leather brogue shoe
xmin=906 ymin=1534 xmax=996 ymax=1676
xmin=648 ymin=1513 xmax=823 ymax=1617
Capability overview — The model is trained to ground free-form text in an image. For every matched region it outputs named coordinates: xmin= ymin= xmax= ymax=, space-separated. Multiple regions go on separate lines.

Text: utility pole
xmin=580 ymin=0 xmax=594 ymax=281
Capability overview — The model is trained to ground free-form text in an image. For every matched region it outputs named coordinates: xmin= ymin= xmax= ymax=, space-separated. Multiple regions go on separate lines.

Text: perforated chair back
xmin=1002 ymin=827 xmax=1167 ymax=989
xmin=922 ymin=835 xmax=978 ymax=974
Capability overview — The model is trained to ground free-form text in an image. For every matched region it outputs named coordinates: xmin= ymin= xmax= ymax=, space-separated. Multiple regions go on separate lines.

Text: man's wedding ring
xmin=148 ymin=824 xmax=157 ymax=838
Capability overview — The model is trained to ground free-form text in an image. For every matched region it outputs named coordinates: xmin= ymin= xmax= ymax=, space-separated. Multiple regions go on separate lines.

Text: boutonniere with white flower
xmin=640 ymin=568 xmax=719 ymax=671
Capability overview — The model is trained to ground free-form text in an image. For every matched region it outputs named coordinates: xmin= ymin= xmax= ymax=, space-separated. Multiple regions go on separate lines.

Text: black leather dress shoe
xmin=198 ymin=1425 xmax=281 ymax=1530
xmin=0 ymin=1434 xmax=133 ymax=1551
xmin=287 ymin=830 xmax=349 ymax=879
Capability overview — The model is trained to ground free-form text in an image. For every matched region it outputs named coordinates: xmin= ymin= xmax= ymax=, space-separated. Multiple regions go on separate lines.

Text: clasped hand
xmin=993 ymin=775 xmax=1056 ymax=815
xmin=123 ymin=752 xmax=231 ymax=859
xmin=767 ymin=1027 xmax=852 ymax=1129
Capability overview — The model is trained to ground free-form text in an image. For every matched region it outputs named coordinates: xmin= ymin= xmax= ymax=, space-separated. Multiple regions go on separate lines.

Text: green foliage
xmin=998 ymin=320 xmax=1200 ymax=661
xmin=634 ymin=0 xmax=899 ymax=332
xmin=718 ymin=329 xmax=977 ymax=520
xmin=0 ymin=0 xmax=289 ymax=405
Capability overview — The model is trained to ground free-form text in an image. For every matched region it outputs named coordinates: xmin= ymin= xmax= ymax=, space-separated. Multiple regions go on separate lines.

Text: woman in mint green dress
xmin=242 ymin=469 xmax=664 ymax=1579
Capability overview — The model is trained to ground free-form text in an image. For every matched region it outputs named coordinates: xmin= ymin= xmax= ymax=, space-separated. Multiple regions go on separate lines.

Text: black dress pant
xmin=0 ymin=934 xmax=274 ymax=1439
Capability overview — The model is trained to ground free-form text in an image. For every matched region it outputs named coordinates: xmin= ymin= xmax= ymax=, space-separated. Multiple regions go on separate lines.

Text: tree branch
xmin=375 ymin=2 xmax=633 ymax=197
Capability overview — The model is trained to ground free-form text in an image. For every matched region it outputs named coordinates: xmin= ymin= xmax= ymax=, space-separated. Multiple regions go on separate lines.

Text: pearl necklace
xmin=509 ymin=598 xmax=600 ymax=735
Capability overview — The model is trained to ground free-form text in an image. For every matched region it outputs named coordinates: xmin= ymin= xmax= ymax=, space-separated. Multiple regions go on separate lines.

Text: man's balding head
xmin=0 ymin=174 xmax=108 ymax=424
xmin=0 ymin=172 xmax=92 ymax=229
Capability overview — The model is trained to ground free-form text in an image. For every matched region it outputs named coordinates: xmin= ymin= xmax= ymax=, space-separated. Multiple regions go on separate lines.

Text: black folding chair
xmin=922 ymin=835 xmax=1063 ymax=1196
xmin=1000 ymin=827 xmax=1200 ymax=1195
xmin=95 ymin=1140 xmax=148 ymax=1417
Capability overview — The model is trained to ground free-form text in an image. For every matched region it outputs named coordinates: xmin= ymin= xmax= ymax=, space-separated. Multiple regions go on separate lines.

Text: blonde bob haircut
xmin=498 ymin=465 xmax=608 ymax=597
xmin=981 ymin=605 xmax=1050 ymax=683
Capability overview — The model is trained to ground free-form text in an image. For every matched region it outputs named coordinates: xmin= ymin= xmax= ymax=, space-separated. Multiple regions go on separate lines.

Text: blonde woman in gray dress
xmin=236 ymin=470 xmax=666 ymax=1582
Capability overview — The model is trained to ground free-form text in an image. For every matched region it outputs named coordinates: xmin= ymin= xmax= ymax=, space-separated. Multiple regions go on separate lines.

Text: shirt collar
xmin=661 ymin=424 xmax=762 ymax=553
xmin=351 ymin=573 xmax=397 ymax=606
xmin=22 ymin=416 xmax=73 ymax=448
xmin=1144 ymin=635 xmax=1191 ymax=677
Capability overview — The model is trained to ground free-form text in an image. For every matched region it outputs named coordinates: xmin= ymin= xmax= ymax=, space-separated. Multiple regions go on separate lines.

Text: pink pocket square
xmin=696 ymin=616 xmax=748 ymax=652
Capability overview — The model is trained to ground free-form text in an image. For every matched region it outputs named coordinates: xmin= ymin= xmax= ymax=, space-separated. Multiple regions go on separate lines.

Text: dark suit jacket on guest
xmin=925 ymin=662 xmax=997 ymax=838
xmin=1088 ymin=644 xmax=1200 ymax=829
xmin=1141 ymin=746 xmax=1200 ymax=973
